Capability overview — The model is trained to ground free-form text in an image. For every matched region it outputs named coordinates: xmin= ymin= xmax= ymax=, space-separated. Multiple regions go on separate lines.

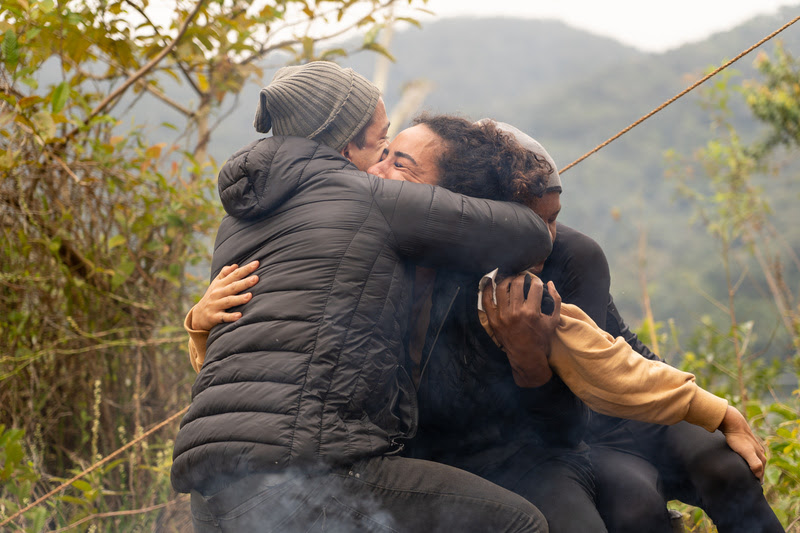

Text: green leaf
xmin=71 ymin=479 xmax=92 ymax=492
xmin=108 ymin=234 xmax=127 ymax=249
xmin=362 ymin=42 xmax=395 ymax=62
xmin=320 ymin=48 xmax=347 ymax=60
xmin=28 ymin=507 xmax=48 ymax=532
xmin=111 ymin=257 xmax=136 ymax=289
xmin=395 ymin=17 xmax=421 ymax=29
xmin=58 ymin=495 xmax=89 ymax=507
xmin=5 ymin=439 xmax=23 ymax=465
xmin=31 ymin=109 xmax=56 ymax=140
xmin=24 ymin=27 xmax=41 ymax=41
xmin=47 ymin=236 xmax=61 ymax=254
xmin=764 ymin=464 xmax=782 ymax=485
xmin=38 ymin=0 xmax=55 ymax=13
xmin=363 ymin=23 xmax=382 ymax=44
xmin=51 ymin=82 xmax=69 ymax=113
xmin=301 ymin=36 xmax=314 ymax=60
xmin=2 ymin=29 xmax=18 ymax=69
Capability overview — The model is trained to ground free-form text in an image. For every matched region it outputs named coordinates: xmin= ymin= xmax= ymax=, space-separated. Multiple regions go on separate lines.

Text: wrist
xmin=718 ymin=405 xmax=744 ymax=433
xmin=508 ymin=348 xmax=553 ymax=387
xmin=187 ymin=306 xmax=207 ymax=332
xmin=513 ymin=366 xmax=553 ymax=388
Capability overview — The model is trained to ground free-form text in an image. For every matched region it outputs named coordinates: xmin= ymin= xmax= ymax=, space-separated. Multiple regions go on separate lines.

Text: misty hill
xmin=133 ymin=6 xmax=800 ymax=362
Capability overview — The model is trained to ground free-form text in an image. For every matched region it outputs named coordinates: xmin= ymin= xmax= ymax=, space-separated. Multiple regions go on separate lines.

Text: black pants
xmin=189 ymin=455 xmax=546 ymax=533
xmin=589 ymin=418 xmax=784 ymax=533
xmin=437 ymin=441 xmax=607 ymax=533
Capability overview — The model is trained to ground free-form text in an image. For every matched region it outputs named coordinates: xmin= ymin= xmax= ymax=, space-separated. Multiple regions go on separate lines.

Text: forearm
xmin=509 ymin=345 xmax=553 ymax=387
xmin=550 ymin=303 xmax=728 ymax=431
xmin=382 ymin=180 xmax=552 ymax=273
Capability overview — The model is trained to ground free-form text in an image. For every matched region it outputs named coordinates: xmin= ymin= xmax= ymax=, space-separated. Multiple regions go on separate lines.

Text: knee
xmin=689 ymin=445 xmax=761 ymax=497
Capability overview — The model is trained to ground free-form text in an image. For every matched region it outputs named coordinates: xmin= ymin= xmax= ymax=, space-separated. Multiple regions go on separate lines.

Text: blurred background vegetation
xmin=1 ymin=0 xmax=799 ymax=530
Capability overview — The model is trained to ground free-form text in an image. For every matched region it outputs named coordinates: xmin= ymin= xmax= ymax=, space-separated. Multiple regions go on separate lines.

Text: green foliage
xmin=0 ymin=426 xmax=47 ymax=532
xmin=661 ymin=46 xmax=800 ymax=532
xmin=0 ymin=0 xmax=425 ymax=530
xmin=758 ymin=398 xmax=800 ymax=527
xmin=746 ymin=44 xmax=800 ymax=150
xmin=678 ymin=317 xmax=781 ymax=402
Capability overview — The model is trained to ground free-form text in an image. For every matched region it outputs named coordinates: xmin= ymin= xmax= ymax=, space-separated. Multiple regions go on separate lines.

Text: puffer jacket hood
xmin=218 ymin=136 xmax=350 ymax=220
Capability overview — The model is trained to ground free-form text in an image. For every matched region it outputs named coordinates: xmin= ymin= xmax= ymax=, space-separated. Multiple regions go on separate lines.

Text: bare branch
xmin=66 ymin=0 xmax=208 ymax=139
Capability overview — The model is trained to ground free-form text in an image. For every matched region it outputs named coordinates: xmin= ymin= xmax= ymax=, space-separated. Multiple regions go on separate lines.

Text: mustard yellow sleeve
xmin=184 ymin=306 xmax=209 ymax=373
xmin=549 ymin=304 xmax=728 ymax=432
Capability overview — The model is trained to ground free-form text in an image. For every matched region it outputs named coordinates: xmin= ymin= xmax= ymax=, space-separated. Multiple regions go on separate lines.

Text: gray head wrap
xmin=477 ymin=119 xmax=562 ymax=193
xmin=253 ymin=61 xmax=381 ymax=152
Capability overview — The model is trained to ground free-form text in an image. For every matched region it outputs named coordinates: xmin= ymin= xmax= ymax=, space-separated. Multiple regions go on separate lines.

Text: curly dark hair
xmin=412 ymin=114 xmax=552 ymax=204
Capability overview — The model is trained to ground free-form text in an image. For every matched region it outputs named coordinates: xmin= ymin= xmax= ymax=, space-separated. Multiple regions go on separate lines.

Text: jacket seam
xmin=314 ymin=199 xmax=384 ymax=460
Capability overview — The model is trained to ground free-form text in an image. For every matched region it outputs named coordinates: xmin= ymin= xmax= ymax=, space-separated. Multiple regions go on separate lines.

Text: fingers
xmin=733 ymin=432 xmax=766 ymax=482
xmin=548 ymin=281 xmax=562 ymax=321
xmin=753 ymin=437 xmax=767 ymax=482
xmin=221 ymin=292 xmax=253 ymax=309
xmin=482 ymin=282 xmax=498 ymax=321
xmin=213 ymin=261 xmax=259 ymax=297
xmin=223 ymin=261 xmax=260 ymax=285
xmin=747 ymin=446 xmax=765 ymax=482
xmin=219 ymin=311 xmax=243 ymax=324
xmin=218 ymin=264 xmax=239 ymax=279
xmin=502 ymin=277 xmax=519 ymax=312
xmin=521 ymin=275 xmax=543 ymax=314
xmin=227 ymin=274 xmax=259 ymax=296
xmin=490 ymin=273 xmax=546 ymax=317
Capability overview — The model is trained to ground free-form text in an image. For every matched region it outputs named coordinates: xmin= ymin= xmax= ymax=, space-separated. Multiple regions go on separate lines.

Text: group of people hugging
xmin=170 ymin=61 xmax=784 ymax=532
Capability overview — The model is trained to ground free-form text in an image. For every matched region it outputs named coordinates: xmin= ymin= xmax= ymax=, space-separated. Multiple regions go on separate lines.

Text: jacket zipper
xmin=418 ymin=286 xmax=460 ymax=386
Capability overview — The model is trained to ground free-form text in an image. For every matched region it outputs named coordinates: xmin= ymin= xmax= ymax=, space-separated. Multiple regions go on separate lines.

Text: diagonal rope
xmin=559 ymin=13 xmax=800 ymax=174
xmin=0 ymin=406 xmax=189 ymax=529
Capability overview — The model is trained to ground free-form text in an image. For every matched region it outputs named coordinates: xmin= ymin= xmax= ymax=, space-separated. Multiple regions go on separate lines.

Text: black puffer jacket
xmin=171 ymin=136 xmax=551 ymax=493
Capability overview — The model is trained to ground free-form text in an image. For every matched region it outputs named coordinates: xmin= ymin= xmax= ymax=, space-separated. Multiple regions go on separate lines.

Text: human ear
xmin=341 ymin=143 xmax=352 ymax=162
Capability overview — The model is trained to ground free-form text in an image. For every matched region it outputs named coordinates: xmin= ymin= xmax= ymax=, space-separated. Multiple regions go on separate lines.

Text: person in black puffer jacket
xmin=172 ymin=62 xmax=554 ymax=533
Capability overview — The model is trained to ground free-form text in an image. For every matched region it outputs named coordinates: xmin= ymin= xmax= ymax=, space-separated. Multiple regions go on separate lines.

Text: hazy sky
xmin=419 ymin=1 xmax=799 ymax=52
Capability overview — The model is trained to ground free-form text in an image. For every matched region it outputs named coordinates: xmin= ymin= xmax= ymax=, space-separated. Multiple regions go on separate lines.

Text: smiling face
xmin=366 ymin=124 xmax=443 ymax=185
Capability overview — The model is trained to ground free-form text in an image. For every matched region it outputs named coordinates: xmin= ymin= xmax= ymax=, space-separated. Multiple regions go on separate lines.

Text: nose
xmin=367 ymin=160 xmax=385 ymax=179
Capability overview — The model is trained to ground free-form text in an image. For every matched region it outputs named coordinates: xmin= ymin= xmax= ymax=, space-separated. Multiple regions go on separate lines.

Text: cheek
xmin=367 ymin=148 xmax=384 ymax=169
xmin=368 ymin=140 xmax=388 ymax=166
xmin=382 ymin=168 xmax=405 ymax=181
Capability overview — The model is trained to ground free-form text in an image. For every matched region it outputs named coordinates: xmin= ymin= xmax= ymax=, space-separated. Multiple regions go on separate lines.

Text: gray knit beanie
xmin=253 ymin=61 xmax=381 ymax=152
xmin=477 ymin=119 xmax=562 ymax=193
